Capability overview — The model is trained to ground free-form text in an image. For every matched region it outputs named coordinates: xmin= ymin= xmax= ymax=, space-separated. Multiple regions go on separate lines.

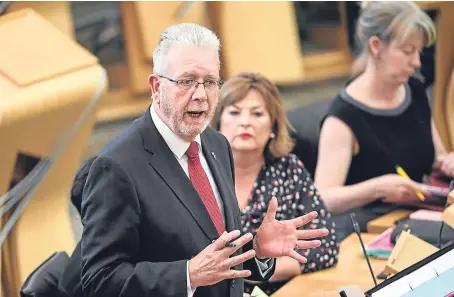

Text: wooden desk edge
xmin=367 ymin=210 xmax=413 ymax=234
xmin=272 ymin=233 xmax=384 ymax=297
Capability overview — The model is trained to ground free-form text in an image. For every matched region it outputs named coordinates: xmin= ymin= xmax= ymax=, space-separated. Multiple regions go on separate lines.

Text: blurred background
xmin=70 ymin=1 xmax=353 ymax=157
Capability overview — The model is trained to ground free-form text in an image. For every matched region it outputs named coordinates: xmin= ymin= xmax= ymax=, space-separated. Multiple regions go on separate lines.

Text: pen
xmin=395 ymin=165 xmax=425 ymax=201
xmin=212 ymin=239 xmax=237 ymax=248
xmin=225 ymin=241 xmax=237 ymax=248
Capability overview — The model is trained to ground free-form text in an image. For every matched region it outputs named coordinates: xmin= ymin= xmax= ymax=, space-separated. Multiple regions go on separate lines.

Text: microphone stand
xmin=339 ymin=213 xmax=378 ymax=297
xmin=350 ymin=213 xmax=378 ymax=286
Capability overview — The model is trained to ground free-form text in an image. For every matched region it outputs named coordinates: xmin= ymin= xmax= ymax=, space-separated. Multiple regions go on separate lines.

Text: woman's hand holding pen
xmin=377 ymin=174 xmax=430 ymax=203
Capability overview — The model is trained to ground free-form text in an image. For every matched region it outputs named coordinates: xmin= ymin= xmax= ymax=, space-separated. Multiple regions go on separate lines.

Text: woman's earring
xmin=270 ymin=133 xmax=275 ymax=139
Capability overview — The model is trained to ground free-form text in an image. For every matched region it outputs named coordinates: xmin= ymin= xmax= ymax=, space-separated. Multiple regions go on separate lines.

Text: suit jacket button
xmin=231 ymin=279 xmax=236 ymax=288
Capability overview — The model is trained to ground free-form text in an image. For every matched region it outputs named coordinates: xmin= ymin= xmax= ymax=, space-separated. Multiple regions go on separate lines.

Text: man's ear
xmin=148 ymin=74 xmax=161 ymax=103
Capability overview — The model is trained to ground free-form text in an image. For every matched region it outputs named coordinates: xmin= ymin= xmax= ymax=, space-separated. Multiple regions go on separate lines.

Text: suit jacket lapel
xmin=201 ymin=133 xmax=239 ymax=233
xmin=139 ymin=112 xmax=219 ymax=241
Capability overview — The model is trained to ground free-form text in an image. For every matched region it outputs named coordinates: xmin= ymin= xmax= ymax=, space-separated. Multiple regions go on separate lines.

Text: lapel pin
xmin=211 ymin=152 xmax=217 ymax=160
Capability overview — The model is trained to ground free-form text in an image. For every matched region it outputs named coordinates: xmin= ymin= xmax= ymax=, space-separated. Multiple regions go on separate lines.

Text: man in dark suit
xmin=80 ymin=23 xmax=328 ymax=297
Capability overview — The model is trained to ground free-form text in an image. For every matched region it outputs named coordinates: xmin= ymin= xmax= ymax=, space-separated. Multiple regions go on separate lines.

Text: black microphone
xmin=0 ymin=2 xmax=10 ymax=16
xmin=339 ymin=290 xmax=348 ymax=297
xmin=349 ymin=213 xmax=378 ymax=286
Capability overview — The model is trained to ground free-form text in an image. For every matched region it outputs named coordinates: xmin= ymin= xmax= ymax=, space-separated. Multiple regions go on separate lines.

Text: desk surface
xmin=367 ymin=210 xmax=412 ymax=234
xmin=272 ymin=233 xmax=386 ymax=297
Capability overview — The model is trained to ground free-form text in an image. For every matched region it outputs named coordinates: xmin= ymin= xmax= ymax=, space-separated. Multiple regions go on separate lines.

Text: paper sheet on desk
xmin=251 ymin=286 xmax=269 ymax=297
xmin=401 ymin=268 xmax=454 ymax=297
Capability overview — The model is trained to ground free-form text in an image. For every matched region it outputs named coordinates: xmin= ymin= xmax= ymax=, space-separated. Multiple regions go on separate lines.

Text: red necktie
xmin=186 ymin=141 xmax=225 ymax=235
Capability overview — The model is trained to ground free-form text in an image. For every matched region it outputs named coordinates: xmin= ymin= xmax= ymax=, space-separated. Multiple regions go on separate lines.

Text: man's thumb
xmin=265 ymin=197 xmax=278 ymax=221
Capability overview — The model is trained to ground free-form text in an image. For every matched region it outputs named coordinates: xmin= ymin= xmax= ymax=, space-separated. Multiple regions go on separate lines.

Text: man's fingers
xmin=296 ymin=228 xmax=329 ymax=240
xmin=288 ymin=211 xmax=318 ymax=228
xmin=222 ymin=232 xmax=254 ymax=256
xmin=223 ymin=249 xmax=256 ymax=268
xmin=211 ymin=230 xmax=241 ymax=251
xmin=224 ymin=269 xmax=252 ymax=280
xmin=264 ymin=197 xmax=278 ymax=221
xmin=296 ymin=239 xmax=322 ymax=249
xmin=289 ymin=250 xmax=307 ymax=264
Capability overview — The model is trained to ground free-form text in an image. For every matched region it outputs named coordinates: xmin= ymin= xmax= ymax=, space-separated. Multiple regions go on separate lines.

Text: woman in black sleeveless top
xmin=314 ymin=2 xmax=454 ymax=241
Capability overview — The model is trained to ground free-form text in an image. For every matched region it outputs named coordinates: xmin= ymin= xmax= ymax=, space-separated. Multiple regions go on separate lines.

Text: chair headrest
xmin=287 ymin=100 xmax=332 ymax=176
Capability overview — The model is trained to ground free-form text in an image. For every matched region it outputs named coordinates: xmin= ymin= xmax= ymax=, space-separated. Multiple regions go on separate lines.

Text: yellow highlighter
xmin=395 ymin=165 xmax=425 ymax=201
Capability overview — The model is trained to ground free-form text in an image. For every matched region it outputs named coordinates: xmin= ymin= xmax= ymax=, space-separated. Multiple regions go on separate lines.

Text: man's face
xmin=150 ymin=44 xmax=220 ymax=141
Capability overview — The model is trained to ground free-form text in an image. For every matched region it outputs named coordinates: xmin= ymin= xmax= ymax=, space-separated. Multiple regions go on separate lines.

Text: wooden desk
xmin=6 ymin=1 xmax=74 ymax=38
xmin=420 ymin=1 xmax=454 ymax=150
xmin=0 ymin=9 xmax=106 ymax=296
xmin=367 ymin=210 xmax=412 ymax=234
xmin=272 ymin=233 xmax=386 ymax=297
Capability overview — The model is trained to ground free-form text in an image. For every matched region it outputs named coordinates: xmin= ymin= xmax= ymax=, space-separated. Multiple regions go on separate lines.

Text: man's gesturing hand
xmin=253 ymin=197 xmax=329 ymax=262
xmin=188 ymin=230 xmax=256 ymax=290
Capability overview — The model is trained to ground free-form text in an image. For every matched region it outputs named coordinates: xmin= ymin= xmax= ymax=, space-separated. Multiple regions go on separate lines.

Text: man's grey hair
xmin=152 ymin=23 xmax=221 ymax=75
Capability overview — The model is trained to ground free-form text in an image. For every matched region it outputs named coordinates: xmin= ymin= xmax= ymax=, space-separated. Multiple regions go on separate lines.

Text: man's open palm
xmin=253 ymin=197 xmax=329 ymax=263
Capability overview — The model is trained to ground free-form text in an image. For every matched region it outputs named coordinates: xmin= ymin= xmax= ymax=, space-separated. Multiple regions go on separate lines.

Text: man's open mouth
xmin=186 ymin=111 xmax=205 ymax=118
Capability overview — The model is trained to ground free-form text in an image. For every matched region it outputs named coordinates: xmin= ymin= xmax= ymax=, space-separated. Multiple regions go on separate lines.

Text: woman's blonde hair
xmin=211 ymin=72 xmax=294 ymax=158
xmin=353 ymin=1 xmax=436 ymax=75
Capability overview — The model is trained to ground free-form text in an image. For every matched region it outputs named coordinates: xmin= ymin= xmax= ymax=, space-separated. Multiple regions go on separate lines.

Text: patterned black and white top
xmin=241 ymin=153 xmax=339 ymax=295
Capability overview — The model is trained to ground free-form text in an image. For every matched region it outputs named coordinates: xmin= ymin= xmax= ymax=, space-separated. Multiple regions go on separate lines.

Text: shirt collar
xmin=150 ymin=104 xmax=202 ymax=159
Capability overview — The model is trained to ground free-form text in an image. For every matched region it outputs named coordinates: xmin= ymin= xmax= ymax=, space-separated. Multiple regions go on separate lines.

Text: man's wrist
xmin=188 ymin=260 xmax=198 ymax=291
